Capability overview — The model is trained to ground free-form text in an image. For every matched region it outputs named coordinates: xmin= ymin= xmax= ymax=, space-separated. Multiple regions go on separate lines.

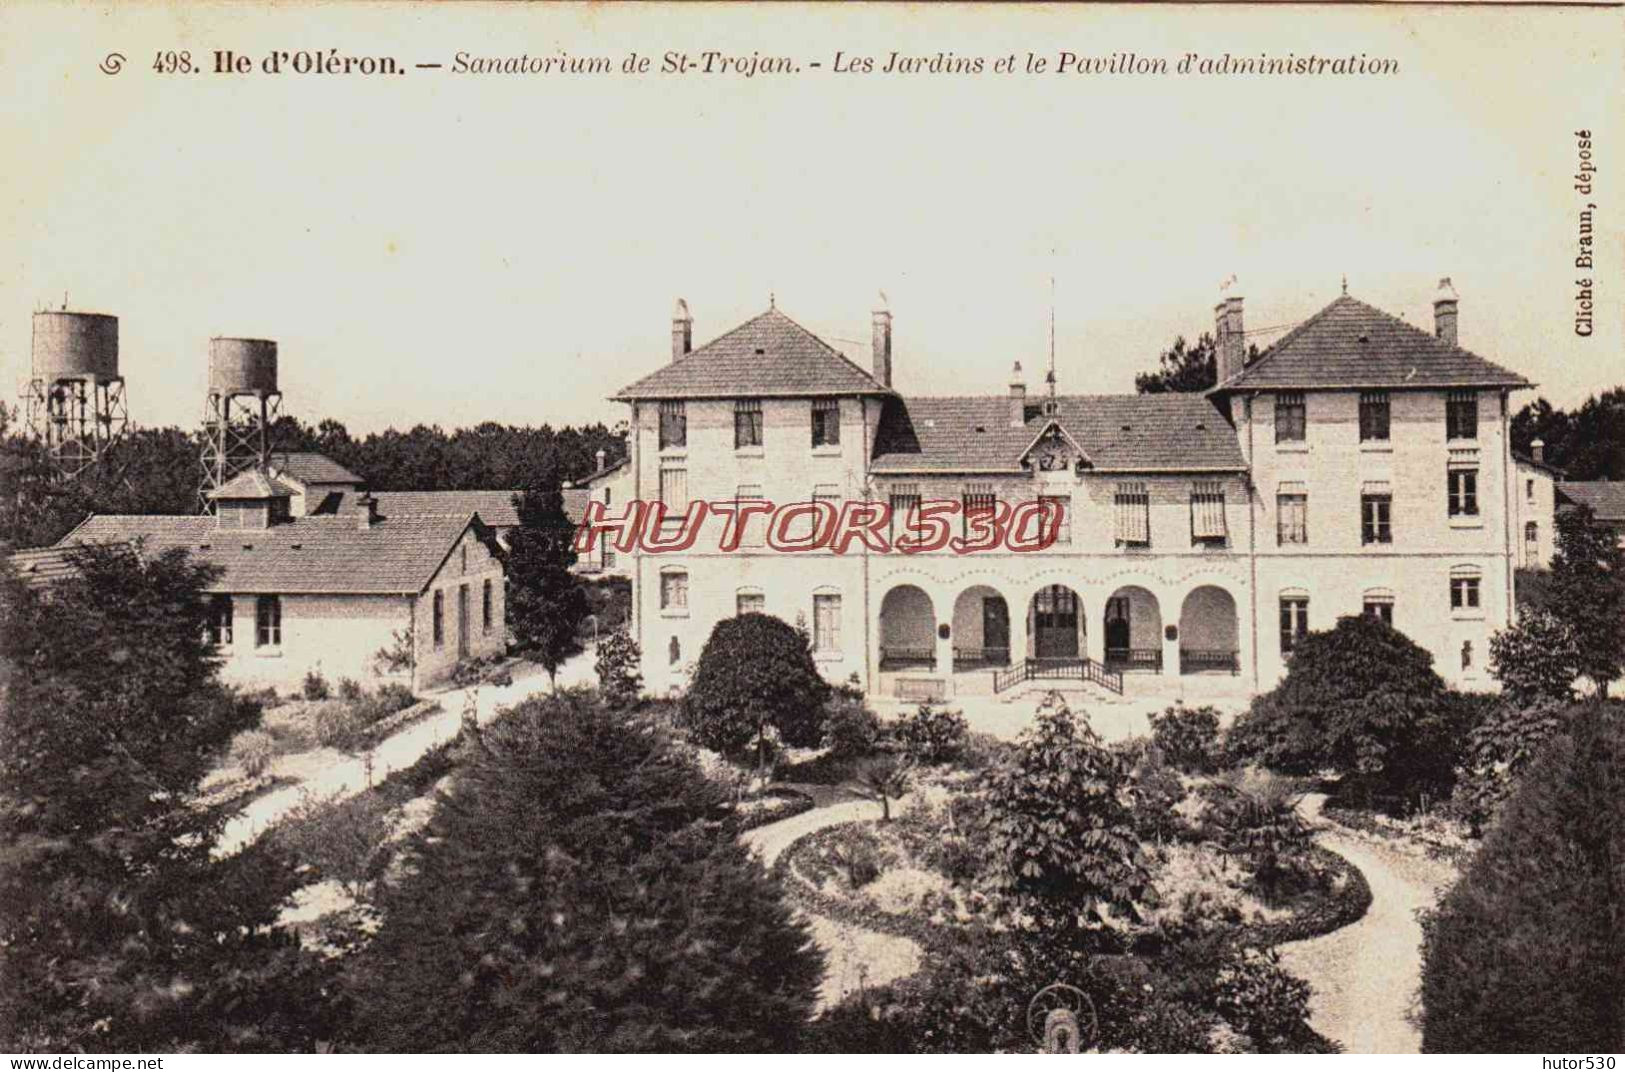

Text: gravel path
xmin=1277 ymin=794 xmax=1458 ymax=1054
xmin=743 ymin=796 xmax=923 ymax=1010
xmin=215 ymin=653 xmax=597 ymax=855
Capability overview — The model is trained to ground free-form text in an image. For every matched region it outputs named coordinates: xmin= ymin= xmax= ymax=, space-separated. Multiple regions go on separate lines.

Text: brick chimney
xmin=1433 ymin=278 xmax=1459 ymax=347
xmin=1008 ymin=362 xmax=1027 ymax=427
xmin=1214 ymin=277 xmax=1246 ymax=384
xmin=671 ymin=299 xmax=692 ymax=362
xmin=357 ymin=491 xmax=378 ymax=530
xmin=1532 ymin=438 xmax=1545 ymax=463
xmin=872 ymin=293 xmax=893 ymax=388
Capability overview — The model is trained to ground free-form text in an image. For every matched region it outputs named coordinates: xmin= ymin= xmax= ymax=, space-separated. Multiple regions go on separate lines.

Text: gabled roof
xmin=561 ymin=488 xmax=591 ymax=525
xmin=1211 ymin=294 xmax=1532 ymax=393
xmin=59 ymin=513 xmax=486 ymax=595
xmin=1558 ymin=480 xmax=1625 ymax=522
xmin=612 ymin=308 xmax=891 ymax=400
xmin=6 ymin=544 xmax=125 ymax=590
xmin=869 ymin=393 xmax=1245 ymax=473
xmin=1512 ymin=450 xmax=1565 ymax=478
xmin=268 ymin=451 xmax=364 ymax=486
xmin=364 ymin=490 xmax=522 ymax=529
xmin=209 ymin=469 xmax=300 ymax=500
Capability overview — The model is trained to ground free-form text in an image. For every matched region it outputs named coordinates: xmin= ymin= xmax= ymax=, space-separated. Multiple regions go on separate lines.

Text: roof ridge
xmin=1210 ymin=293 xmax=1348 ymax=391
xmin=767 ymin=306 xmax=889 ymax=391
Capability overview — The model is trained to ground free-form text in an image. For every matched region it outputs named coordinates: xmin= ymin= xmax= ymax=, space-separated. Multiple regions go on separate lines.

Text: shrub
xmin=232 ymin=730 xmax=275 ymax=778
xmin=1212 ymin=947 xmax=1315 ymax=1052
xmin=831 ymin=832 xmax=885 ymax=888
xmin=347 ymin=688 xmax=823 ymax=1051
xmin=271 ymin=787 xmax=394 ymax=899
xmin=351 ymin=682 xmax=420 ymax=730
xmin=1447 ymin=699 xmax=1570 ymax=832
xmin=337 ymin=676 xmax=364 ymax=702
xmin=594 ymin=628 xmax=644 ymax=709
xmin=683 ymin=613 xmax=830 ymax=770
xmin=981 ymin=693 xmax=1149 ymax=932
xmin=301 ymin=668 xmax=331 ymax=701
xmin=1200 ymin=773 xmax=1311 ymax=902
xmin=851 ymin=752 xmax=912 ymax=822
xmin=1225 ymin=614 xmax=1454 ymax=806
xmin=1547 ymin=505 xmax=1625 ymax=695
xmin=1150 ymin=704 xmax=1222 ymax=773
xmin=822 ymin=693 xmax=882 ymax=758
xmin=1129 ymin=757 xmax=1188 ymax=844
xmin=312 ymin=700 xmax=365 ymax=751
xmin=894 ymin=703 xmax=969 ymax=763
xmin=1489 ymin=608 xmax=1581 ymax=706
xmin=1419 ymin=702 xmax=1625 ymax=1052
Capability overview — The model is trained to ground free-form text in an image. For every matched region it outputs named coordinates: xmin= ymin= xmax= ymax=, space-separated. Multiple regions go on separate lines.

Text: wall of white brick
xmin=413 ymin=525 xmax=507 ymax=687
xmin=213 ymin=592 xmax=411 ymax=694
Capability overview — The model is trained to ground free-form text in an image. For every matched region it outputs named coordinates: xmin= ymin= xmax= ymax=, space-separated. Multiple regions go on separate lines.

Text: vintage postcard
xmin=1 ymin=0 xmax=1621 ymax=1058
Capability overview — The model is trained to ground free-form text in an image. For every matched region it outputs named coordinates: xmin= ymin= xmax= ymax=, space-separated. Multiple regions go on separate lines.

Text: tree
xmin=347 ymin=689 xmax=823 ymax=1052
xmin=682 ymin=613 xmax=830 ymax=772
xmin=981 ymin=694 xmax=1149 ymax=933
xmin=1419 ymin=702 xmax=1625 ymax=1052
xmin=1135 ymin=333 xmax=1260 ymax=394
xmin=505 ymin=472 xmax=591 ymax=684
xmin=1512 ymin=389 xmax=1625 ymax=481
xmin=1547 ymin=505 xmax=1625 ymax=696
xmin=1488 ymin=607 xmax=1581 ymax=705
xmin=0 ymin=544 xmax=341 ymax=1051
xmin=593 ymin=628 xmax=643 ymax=709
xmin=1225 ymin=615 xmax=1459 ymax=805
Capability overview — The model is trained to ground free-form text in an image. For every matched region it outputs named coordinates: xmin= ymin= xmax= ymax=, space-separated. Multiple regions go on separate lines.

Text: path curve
xmin=743 ymin=797 xmax=924 ymax=1010
xmin=1277 ymin=794 xmax=1457 ymax=1054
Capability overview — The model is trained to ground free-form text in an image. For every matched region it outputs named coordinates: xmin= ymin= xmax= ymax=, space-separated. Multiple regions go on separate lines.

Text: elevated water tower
xmin=199 ymin=337 xmax=281 ymax=511
xmin=21 ymin=310 xmax=129 ymax=479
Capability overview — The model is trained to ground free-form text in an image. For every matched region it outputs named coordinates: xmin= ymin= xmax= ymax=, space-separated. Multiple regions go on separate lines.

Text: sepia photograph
xmin=0 ymin=0 xmax=1621 ymax=1058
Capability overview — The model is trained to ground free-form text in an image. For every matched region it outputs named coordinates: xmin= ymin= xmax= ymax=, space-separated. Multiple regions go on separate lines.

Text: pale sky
xmin=2 ymin=2 xmax=1619 ymax=434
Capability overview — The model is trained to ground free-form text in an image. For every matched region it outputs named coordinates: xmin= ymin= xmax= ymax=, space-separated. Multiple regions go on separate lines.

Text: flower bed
xmin=1321 ymin=802 xmax=1474 ymax=864
xmin=730 ymin=787 xmax=815 ymax=832
xmin=1232 ymin=845 xmax=1372 ymax=946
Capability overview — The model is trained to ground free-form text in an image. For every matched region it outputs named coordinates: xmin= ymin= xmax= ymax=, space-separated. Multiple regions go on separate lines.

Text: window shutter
xmin=1115 ymin=482 xmax=1150 ymax=544
xmin=1191 ymin=481 xmax=1227 ymax=539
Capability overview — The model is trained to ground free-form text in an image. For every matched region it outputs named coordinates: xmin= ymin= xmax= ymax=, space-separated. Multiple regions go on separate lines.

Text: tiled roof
xmin=561 ymin=488 xmax=591 ymax=525
xmin=1212 ymin=294 xmax=1531 ymax=392
xmin=365 ymin=490 xmax=522 ymax=528
xmin=1559 ymin=480 xmax=1625 ymax=522
xmin=1512 ymin=450 xmax=1565 ymax=478
xmin=612 ymin=308 xmax=890 ymax=400
xmin=6 ymin=545 xmax=123 ymax=589
xmin=267 ymin=451 xmax=363 ymax=486
xmin=208 ymin=469 xmax=301 ymax=500
xmin=870 ymin=393 xmax=1245 ymax=473
xmin=59 ymin=513 xmax=482 ymax=594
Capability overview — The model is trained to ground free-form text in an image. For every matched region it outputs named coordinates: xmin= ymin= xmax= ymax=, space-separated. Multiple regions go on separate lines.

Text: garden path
xmin=743 ymin=795 xmax=924 ymax=1011
xmin=1277 ymin=794 xmax=1458 ymax=1054
xmin=215 ymin=652 xmax=597 ymax=855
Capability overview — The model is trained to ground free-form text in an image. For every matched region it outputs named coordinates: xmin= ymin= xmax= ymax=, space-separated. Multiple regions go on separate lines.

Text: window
xmin=1363 ymin=593 xmax=1394 ymax=626
xmin=1190 ymin=481 xmax=1227 ymax=544
xmin=1358 ymin=391 xmax=1391 ymax=442
xmin=737 ymin=591 xmax=765 ymax=616
xmin=1276 ymin=484 xmax=1308 ymax=545
xmin=1038 ymin=494 xmax=1071 ymax=545
xmin=668 ymin=636 xmax=681 ymax=665
xmin=1114 ymin=482 xmax=1151 ymax=547
xmin=734 ymin=399 xmax=762 ymax=449
xmin=603 ymin=542 xmax=616 ymax=568
xmin=256 ymin=595 xmax=281 ymax=648
xmin=889 ymin=484 xmax=921 ymax=545
xmin=1280 ymin=596 xmax=1309 ymax=654
xmin=658 ymin=400 xmax=686 ymax=449
xmin=206 ymin=595 xmax=234 ymax=646
xmin=269 ymin=497 xmax=290 ymax=524
xmin=962 ymin=483 xmax=995 ymax=539
xmin=1448 ymin=469 xmax=1479 ymax=516
xmin=813 ymin=593 xmax=841 ymax=653
xmin=814 ymin=484 xmax=843 ymax=513
xmin=1524 ymin=521 xmax=1540 ymax=566
xmin=1450 ymin=573 xmax=1482 ymax=612
xmin=482 ymin=578 xmax=493 ymax=633
xmin=432 ymin=591 xmax=444 ymax=648
xmin=659 ymin=467 xmax=688 ymax=512
xmin=736 ymin=484 xmax=766 ymax=547
xmin=660 ymin=570 xmax=688 ymax=611
xmin=459 ymin=545 xmax=468 ymax=574
xmin=1461 ymin=640 xmax=1474 ymax=670
xmin=1446 ymin=390 xmax=1477 ymax=440
xmin=811 ymin=398 xmax=841 ymax=447
xmin=1361 ymin=489 xmax=1392 ymax=544
xmin=1275 ymin=392 xmax=1306 ymax=443
xmin=1526 ymin=478 xmax=1535 ymax=503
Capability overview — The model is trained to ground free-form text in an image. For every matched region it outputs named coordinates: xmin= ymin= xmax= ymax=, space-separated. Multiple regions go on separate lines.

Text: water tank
xmin=208 ymin=337 xmax=279 ymax=396
xmin=32 ymin=311 xmax=119 ymax=383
